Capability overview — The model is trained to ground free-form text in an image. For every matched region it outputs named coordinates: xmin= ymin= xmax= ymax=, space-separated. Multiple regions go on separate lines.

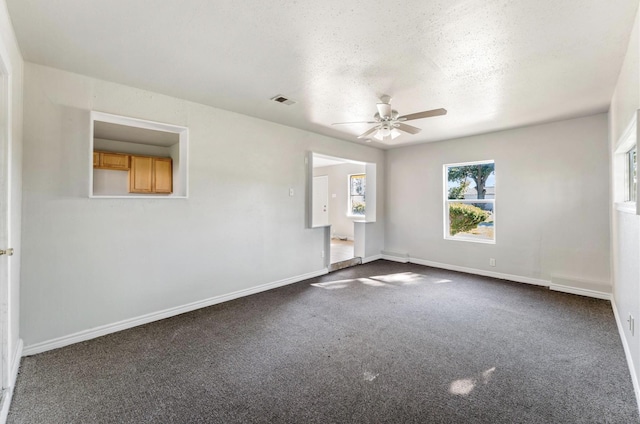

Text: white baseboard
xmin=611 ymin=300 xmax=640 ymax=413
xmin=408 ymin=257 xmax=550 ymax=287
xmin=381 ymin=255 xmax=609 ymax=300
xmin=362 ymin=254 xmax=382 ymax=264
xmin=550 ymin=275 xmax=611 ymax=300
xmin=549 ymin=284 xmax=612 ymax=300
xmin=23 ymin=269 xmax=328 ymax=356
xmin=9 ymin=340 xmax=22 ymax=389
xmin=381 ymin=252 xmax=409 ymax=263
xmin=0 ymin=339 xmax=23 ymax=424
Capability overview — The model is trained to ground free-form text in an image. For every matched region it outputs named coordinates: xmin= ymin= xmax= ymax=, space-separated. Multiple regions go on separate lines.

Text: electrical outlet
xmin=289 ymin=188 xmax=294 ymax=197
xmin=489 ymin=258 xmax=496 ymax=267
xmin=321 ymin=250 xmax=325 ymax=258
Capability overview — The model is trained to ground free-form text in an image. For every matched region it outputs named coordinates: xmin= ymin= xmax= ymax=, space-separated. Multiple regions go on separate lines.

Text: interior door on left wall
xmin=0 ymin=58 xmax=9 ymax=390
xmin=312 ymin=175 xmax=329 ymax=227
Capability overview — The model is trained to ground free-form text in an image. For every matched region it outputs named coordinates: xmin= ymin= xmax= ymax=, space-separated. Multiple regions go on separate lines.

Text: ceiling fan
xmin=332 ymin=95 xmax=447 ymax=141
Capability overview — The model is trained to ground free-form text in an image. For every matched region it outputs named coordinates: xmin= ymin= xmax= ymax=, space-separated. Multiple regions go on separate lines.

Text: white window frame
xmin=443 ymin=160 xmax=496 ymax=244
xmin=626 ymin=146 xmax=637 ymax=203
xmin=347 ymin=173 xmax=366 ymax=217
xmin=614 ymin=114 xmax=638 ymax=214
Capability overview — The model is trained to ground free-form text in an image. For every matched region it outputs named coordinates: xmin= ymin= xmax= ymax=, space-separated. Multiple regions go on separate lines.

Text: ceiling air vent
xmin=270 ymin=94 xmax=296 ymax=106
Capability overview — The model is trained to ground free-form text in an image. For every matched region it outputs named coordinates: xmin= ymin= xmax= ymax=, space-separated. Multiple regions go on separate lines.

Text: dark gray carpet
xmin=8 ymin=260 xmax=639 ymax=423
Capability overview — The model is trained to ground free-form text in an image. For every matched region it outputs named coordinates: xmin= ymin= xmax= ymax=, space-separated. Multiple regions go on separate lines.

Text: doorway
xmin=311 ymin=153 xmax=368 ymax=270
xmin=329 ymin=238 xmax=355 ymax=264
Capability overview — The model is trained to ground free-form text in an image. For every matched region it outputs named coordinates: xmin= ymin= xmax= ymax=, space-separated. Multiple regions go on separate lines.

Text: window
xmin=349 ymin=174 xmax=366 ymax=216
xmin=627 ymin=146 xmax=637 ymax=203
xmin=444 ymin=160 xmax=495 ymax=243
xmin=90 ymin=111 xmax=189 ymax=198
xmin=615 ymin=114 xmax=638 ymax=214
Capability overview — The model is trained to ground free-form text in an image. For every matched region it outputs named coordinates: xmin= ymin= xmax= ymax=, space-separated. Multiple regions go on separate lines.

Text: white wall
xmin=609 ymin=6 xmax=640 ymax=397
xmin=0 ymin=0 xmax=23 ymax=417
xmin=313 ymin=163 xmax=366 ymax=239
xmin=385 ymin=113 xmax=610 ymax=286
xmin=21 ymin=63 xmax=385 ymax=348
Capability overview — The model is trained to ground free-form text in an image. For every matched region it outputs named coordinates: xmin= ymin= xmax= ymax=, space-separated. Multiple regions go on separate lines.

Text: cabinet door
xmin=129 ymin=156 xmax=154 ymax=193
xmin=100 ymin=152 xmax=129 ymax=170
xmin=154 ymin=158 xmax=173 ymax=194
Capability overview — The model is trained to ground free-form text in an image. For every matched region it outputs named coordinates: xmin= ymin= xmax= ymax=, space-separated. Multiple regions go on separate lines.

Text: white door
xmin=0 ymin=51 xmax=10 ymax=390
xmin=312 ymin=175 xmax=329 ymax=227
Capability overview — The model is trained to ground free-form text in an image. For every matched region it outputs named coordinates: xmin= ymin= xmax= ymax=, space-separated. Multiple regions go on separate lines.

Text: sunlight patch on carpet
xmin=450 ymin=367 xmax=496 ymax=396
xmin=311 ymin=278 xmax=394 ymax=290
xmin=363 ymin=371 xmax=379 ymax=382
xmin=450 ymin=378 xmax=476 ymax=396
xmin=312 ymin=273 xmax=456 ymax=290
xmin=370 ymin=272 xmax=454 ymax=286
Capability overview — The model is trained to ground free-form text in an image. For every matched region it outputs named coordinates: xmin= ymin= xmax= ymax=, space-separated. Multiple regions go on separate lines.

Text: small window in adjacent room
xmin=627 ymin=146 xmax=637 ymax=203
xmin=444 ymin=160 xmax=495 ymax=243
xmin=348 ymin=173 xmax=366 ymax=217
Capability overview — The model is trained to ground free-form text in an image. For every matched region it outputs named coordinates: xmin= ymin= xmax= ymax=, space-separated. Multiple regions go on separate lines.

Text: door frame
xmin=308 ymin=152 xmax=377 ymax=268
xmin=0 ymin=29 xmax=13 ymax=394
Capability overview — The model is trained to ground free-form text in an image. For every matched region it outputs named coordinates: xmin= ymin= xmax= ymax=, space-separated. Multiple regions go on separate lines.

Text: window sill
xmin=444 ymin=236 xmax=496 ymax=244
xmin=615 ymin=202 xmax=637 ymax=214
xmin=90 ymin=195 xmax=188 ymax=199
xmin=347 ymin=215 xmax=366 ymax=219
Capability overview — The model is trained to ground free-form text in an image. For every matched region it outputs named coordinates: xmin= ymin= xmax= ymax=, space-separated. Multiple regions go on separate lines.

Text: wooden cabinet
xmin=153 ymin=158 xmax=173 ymax=193
xmin=128 ymin=156 xmax=154 ymax=193
xmin=94 ymin=151 xmax=129 ymax=170
xmin=128 ymin=156 xmax=172 ymax=194
xmin=93 ymin=149 xmax=172 ymax=194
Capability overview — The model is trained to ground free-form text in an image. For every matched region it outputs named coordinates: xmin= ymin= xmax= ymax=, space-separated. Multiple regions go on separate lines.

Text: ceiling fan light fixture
xmin=377 ymin=103 xmax=392 ymax=119
xmin=371 ymin=127 xmax=402 ymax=141
xmin=337 ymin=96 xmax=447 ymax=142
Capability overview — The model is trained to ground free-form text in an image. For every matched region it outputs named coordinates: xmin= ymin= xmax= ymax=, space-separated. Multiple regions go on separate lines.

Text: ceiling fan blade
xmin=396 ymin=123 xmax=422 ymax=134
xmin=398 ymin=108 xmax=447 ymax=121
xmin=332 ymin=120 xmax=377 ymax=125
xmin=376 ymin=102 xmax=392 ymax=119
xmin=357 ymin=126 xmax=379 ymax=139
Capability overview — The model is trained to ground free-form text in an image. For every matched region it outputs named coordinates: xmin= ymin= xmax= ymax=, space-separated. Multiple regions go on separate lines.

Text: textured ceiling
xmin=7 ymin=0 xmax=639 ymax=149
